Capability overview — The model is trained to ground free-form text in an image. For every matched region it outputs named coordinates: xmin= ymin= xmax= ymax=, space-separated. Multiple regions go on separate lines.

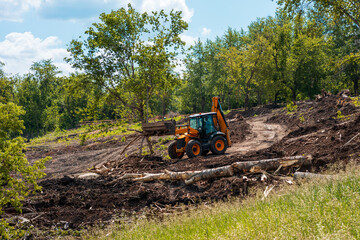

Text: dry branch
xmin=120 ymin=135 xmax=141 ymax=156
xmin=121 ymin=155 xmax=312 ymax=185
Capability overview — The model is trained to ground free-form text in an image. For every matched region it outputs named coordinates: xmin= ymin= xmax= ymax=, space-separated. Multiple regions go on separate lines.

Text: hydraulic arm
xmin=211 ymin=96 xmax=232 ymax=147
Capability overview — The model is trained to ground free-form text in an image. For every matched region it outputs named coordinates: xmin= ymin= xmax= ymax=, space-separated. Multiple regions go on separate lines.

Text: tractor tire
xmin=210 ymin=135 xmax=227 ymax=155
xmin=168 ymin=141 xmax=184 ymax=159
xmin=186 ymin=140 xmax=203 ymax=158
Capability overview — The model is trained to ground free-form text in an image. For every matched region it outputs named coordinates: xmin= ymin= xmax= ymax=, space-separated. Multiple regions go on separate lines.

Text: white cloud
xmin=0 ymin=0 xmax=42 ymax=21
xmin=180 ymin=34 xmax=197 ymax=46
xmin=140 ymin=0 xmax=193 ymax=22
xmin=173 ymin=57 xmax=185 ymax=75
xmin=201 ymin=27 xmax=211 ymax=36
xmin=0 ymin=32 xmax=72 ymax=75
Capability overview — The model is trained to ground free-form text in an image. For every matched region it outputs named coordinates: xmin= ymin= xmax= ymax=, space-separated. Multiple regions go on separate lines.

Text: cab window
xmin=203 ymin=115 xmax=216 ymax=135
xmin=189 ymin=117 xmax=202 ymax=130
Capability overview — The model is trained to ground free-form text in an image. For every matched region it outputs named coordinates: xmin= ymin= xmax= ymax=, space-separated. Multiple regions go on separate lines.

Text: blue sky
xmin=0 ymin=0 xmax=278 ymax=75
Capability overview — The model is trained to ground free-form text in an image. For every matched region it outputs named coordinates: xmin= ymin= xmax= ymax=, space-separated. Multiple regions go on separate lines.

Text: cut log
xmin=293 ymin=172 xmax=334 ymax=180
xmin=120 ymin=155 xmax=312 ymax=185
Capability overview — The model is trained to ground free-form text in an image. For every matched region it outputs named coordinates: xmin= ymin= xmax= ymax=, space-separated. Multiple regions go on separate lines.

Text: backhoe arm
xmin=211 ymin=96 xmax=232 ymax=147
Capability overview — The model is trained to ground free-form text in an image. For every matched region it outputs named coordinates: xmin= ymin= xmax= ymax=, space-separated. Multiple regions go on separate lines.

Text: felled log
xmin=293 ymin=171 xmax=334 ymax=180
xmin=120 ymin=155 xmax=312 ymax=185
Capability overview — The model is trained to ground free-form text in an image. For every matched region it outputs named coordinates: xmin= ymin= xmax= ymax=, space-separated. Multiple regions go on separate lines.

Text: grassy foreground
xmin=80 ymin=168 xmax=360 ymax=240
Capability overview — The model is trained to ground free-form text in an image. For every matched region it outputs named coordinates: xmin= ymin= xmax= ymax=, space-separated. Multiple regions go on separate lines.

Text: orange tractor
xmin=168 ymin=96 xmax=231 ymax=159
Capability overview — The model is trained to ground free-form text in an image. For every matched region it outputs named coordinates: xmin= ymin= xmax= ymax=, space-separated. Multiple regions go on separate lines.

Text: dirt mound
xmin=268 ymin=113 xmax=360 ymax=168
xmin=228 ymin=116 xmax=251 ymax=143
xmin=227 ymin=104 xmax=282 ymax=119
xmin=267 ymin=94 xmax=358 ymax=129
xmin=10 ymin=173 xmax=247 ymax=231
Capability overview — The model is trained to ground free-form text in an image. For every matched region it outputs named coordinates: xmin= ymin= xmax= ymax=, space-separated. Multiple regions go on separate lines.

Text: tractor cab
xmin=189 ymin=112 xmax=217 ymax=139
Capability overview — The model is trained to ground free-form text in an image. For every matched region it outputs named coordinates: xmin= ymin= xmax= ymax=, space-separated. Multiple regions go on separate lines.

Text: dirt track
xmin=4 ymin=94 xmax=360 ymax=234
xmin=228 ymin=116 xmax=287 ymax=154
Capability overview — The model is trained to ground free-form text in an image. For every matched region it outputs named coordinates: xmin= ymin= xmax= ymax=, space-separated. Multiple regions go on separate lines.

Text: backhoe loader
xmin=168 ymin=96 xmax=231 ymax=159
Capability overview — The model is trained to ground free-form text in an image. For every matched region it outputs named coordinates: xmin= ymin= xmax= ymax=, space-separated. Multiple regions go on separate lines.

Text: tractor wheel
xmin=168 ymin=141 xmax=184 ymax=159
xmin=210 ymin=135 xmax=227 ymax=155
xmin=186 ymin=140 xmax=203 ymax=158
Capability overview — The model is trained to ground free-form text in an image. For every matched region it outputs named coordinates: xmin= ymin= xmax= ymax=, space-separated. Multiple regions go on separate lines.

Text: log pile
xmin=118 ymin=155 xmax=312 ymax=185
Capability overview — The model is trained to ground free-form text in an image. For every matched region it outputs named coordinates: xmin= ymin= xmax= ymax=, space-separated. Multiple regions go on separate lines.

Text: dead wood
xmin=341 ymin=133 xmax=360 ymax=149
xmin=121 ymin=155 xmax=312 ymax=185
xmin=120 ymin=135 xmax=141 ymax=155
xmin=293 ymin=171 xmax=334 ymax=180
xmin=145 ymin=136 xmax=154 ymax=154
xmin=261 ymin=185 xmax=274 ymax=200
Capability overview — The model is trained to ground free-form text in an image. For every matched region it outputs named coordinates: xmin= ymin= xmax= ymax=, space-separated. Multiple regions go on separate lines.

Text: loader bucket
xmin=142 ymin=120 xmax=176 ymax=136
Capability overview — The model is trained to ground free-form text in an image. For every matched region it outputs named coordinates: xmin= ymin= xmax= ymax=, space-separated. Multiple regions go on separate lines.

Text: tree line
xmin=0 ymin=1 xmax=359 ymax=138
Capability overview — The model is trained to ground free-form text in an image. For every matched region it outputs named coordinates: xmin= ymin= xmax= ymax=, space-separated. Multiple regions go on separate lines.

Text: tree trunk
xmin=257 ymin=88 xmax=262 ymax=105
xmin=354 ymin=78 xmax=359 ymax=96
xmin=146 ymin=86 xmax=150 ymax=123
xmin=274 ymin=91 xmax=279 ymax=106
xmin=162 ymin=96 xmax=166 ymax=119
xmin=244 ymin=88 xmax=250 ymax=110
xmin=139 ymin=107 xmax=145 ymax=123
xmin=228 ymin=87 xmax=231 ymax=110
xmin=291 ymin=88 xmax=297 ymax=101
xmin=120 ymin=155 xmax=312 ymax=184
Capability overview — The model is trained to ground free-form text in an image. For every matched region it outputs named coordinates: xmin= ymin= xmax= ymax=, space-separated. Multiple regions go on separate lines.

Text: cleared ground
xmin=3 ymin=93 xmax=360 ymax=236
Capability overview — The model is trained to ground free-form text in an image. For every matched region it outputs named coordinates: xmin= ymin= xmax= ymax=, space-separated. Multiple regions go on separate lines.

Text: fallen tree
xmin=119 ymin=155 xmax=312 ymax=185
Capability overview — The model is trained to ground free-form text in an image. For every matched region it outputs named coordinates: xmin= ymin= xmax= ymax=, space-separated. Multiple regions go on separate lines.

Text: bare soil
xmin=3 ymin=93 xmax=360 ymax=236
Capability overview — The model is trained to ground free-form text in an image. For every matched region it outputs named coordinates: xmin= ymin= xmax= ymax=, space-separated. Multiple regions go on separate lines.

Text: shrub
xmin=0 ymin=102 xmax=49 ymax=239
xmin=286 ymin=102 xmax=298 ymax=114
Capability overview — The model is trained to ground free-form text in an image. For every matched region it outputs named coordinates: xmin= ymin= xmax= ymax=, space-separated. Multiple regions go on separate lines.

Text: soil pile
xmin=265 ymin=94 xmax=360 ymax=167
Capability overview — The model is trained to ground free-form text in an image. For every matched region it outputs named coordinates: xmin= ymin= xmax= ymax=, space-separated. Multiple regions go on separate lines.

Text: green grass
xmin=81 ymin=167 xmax=360 ymax=240
xmin=27 ymin=121 xmax=143 ymax=147
xmin=28 ymin=116 xmax=183 ymax=147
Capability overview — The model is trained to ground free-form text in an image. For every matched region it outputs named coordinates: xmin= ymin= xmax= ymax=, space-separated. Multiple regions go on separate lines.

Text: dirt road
xmin=228 ymin=115 xmax=287 ymax=154
xmin=27 ymin=115 xmax=287 ymax=178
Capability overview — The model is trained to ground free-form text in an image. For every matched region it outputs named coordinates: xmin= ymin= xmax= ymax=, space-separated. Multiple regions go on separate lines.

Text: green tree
xmin=66 ymin=4 xmax=187 ymax=122
xmin=278 ymin=0 xmax=360 ymax=29
xmin=0 ymin=102 xmax=48 ymax=239
xmin=336 ymin=53 xmax=360 ymax=95
xmin=0 ymin=62 xmax=14 ymax=103
xmin=181 ymin=40 xmax=209 ymax=113
xmin=16 ymin=60 xmax=61 ymax=137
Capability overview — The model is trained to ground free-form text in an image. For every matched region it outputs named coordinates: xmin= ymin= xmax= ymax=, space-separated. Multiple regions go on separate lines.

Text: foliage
xmin=0 ymin=62 xmax=14 ymax=104
xmin=351 ymin=96 xmax=360 ymax=107
xmin=299 ymin=113 xmax=305 ymax=122
xmin=286 ymin=102 xmax=298 ymax=114
xmin=277 ymin=0 xmax=360 ymax=29
xmin=66 ymin=4 xmax=187 ymax=122
xmin=336 ymin=53 xmax=360 ymax=95
xmin=0 ymin=102 xmax=48 ymax=239
xmin=79 ymin=133 xmax=88 ymax=146
xmin=335 ymin=110 xmax=350 ymax=121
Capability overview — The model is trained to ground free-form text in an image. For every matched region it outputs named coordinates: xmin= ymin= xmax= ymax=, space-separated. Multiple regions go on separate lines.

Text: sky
xmin=0 ymin=0 xmax=278 ymax=75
